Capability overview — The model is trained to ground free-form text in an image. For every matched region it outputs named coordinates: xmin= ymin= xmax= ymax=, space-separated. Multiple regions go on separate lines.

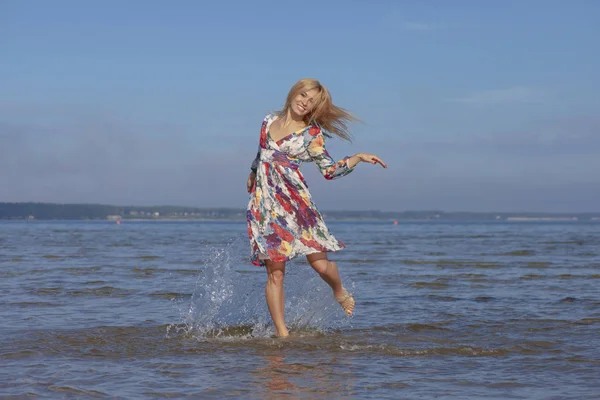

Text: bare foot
xmin=335 ymin=288 xmax=355 ymax=316
xmin=275 ymin=328 xmax=290 ymax=338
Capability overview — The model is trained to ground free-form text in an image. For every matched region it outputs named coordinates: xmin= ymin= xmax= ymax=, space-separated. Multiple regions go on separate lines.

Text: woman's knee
xmin=268 ymin=269 xmax=285 ymax=285
xmin=310 ymin=259 xmax=333 ymax=275
xmin=266 ymin=262 xmax=285 ymax=285
xmin=307 ymin=252 xmax=330 ymax=275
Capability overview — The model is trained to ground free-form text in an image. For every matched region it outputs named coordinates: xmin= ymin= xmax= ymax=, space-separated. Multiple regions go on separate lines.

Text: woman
xmin=246 ymin=78 xmax=386 ymax=337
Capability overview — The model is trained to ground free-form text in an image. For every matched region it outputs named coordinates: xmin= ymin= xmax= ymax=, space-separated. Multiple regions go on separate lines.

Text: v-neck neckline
xmin=267 ymin=115 xmax=310 ymax=145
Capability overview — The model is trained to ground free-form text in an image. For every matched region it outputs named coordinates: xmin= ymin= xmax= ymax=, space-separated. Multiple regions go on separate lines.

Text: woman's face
xmin=290 ymin=88 xmax=320 ymax=118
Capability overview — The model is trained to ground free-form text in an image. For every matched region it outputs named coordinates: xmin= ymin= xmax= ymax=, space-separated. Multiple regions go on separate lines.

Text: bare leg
xmin=306 ymin=252 xmax=355 ymax=315
xmin=265 ymin=260 xmax=289 ymax=337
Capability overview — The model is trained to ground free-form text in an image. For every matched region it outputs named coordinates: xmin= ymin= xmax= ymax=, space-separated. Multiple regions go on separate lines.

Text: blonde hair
xmin=278 ymin=78 xmax=359 ymax=142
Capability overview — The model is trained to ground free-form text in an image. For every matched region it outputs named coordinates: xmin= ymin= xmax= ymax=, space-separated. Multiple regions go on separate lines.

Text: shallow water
xmin=1 ymin=220 xmax=599 ymax=399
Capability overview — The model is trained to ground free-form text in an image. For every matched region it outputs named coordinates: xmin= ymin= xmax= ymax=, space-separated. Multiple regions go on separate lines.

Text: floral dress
xmin=247 ymin=114 xmax=355 ymax=266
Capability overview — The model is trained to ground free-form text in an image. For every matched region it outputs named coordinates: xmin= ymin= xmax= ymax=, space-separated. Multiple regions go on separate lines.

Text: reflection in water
xmin=252 ymin=348 xmax=354 ymax=398
xmin=257 ymin=353 xmax=299 ymax=393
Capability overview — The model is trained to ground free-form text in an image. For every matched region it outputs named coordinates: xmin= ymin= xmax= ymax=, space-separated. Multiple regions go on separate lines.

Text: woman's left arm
xmin=307 ymin=128 xmax=387 ymax=180
xmin=346 ymin=153 xmax=387 ymax=169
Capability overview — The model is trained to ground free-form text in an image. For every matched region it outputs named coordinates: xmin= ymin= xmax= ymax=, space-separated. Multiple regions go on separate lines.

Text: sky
xmin=1 ymin=0 xmax=599 ymax=212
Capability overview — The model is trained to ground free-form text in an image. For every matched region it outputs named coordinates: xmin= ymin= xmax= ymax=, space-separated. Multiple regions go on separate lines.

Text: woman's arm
xmin=247 ymin=146 xmax=260 ymax=193
xmin=347 ymin=153 xmax=387 ymax=169
xmin=250 ymin=146 xmax=260 ymax=174
xmin=307 ymin=128 xmax=386 ymax=180
xmin=307 ymin=130 xmax=355 ymax=180
xmin=248 ymin=115 xmax=271 ymax=192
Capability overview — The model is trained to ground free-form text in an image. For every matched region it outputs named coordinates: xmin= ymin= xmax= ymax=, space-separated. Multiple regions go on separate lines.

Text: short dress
xmin=246 ymin=113 xmax=355 ymax=267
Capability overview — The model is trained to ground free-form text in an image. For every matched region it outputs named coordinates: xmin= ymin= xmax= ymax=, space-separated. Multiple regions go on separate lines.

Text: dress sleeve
xmin=250 ymin=145 xmax=260 ymax=173
xmin=250 ymin=114 xmax=270 ymax=173
xmin=307 ymin=127 xmax=355 ymax=180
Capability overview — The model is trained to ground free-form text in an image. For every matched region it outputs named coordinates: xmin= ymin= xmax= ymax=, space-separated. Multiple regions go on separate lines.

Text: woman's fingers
xmin=365 ymin=154 xmax=387 ymax=168
xmin=374 ymin=156 xmax=387 ymax=168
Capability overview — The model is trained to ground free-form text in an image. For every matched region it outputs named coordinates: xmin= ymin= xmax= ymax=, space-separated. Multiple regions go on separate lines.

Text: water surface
xmin=1 ymin=220 xmax=599 ymax=399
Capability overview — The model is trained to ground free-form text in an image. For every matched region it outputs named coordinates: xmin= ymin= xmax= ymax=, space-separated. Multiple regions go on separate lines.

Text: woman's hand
xmin=247 ymin=171 xmax=256 ymax=193
xmin=349 ymin=153 xmax=387 ymax=169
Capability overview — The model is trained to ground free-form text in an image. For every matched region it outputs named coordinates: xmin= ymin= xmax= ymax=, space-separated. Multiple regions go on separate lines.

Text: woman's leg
xmin=264 ymin=260 xmax=289 ymax=337
xmin=306 ymin=252 xmax=355 ymax=315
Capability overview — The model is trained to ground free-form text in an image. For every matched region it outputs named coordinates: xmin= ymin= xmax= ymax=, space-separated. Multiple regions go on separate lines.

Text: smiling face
xmin=282 ymin=79 xmax=326 ymax=122
xmin=290 ymin=88 xmax=320 ymax=118
xmin=280 ymin=78 xmax=355 ymax=142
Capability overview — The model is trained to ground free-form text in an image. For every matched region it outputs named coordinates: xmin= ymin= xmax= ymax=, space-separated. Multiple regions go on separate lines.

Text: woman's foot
xmin=275 ymin=330 xmax=290 ymax=338
xmin=335 ymin=288 xmax=355 ymax=316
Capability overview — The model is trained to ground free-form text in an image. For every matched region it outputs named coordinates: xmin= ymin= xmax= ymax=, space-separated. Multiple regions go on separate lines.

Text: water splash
xmin=168 ymin=235 xmax=354 ymax=340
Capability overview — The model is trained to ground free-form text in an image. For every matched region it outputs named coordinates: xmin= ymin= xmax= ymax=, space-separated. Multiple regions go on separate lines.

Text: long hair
xmin=277 ymin=78 xmax=359 ymax=142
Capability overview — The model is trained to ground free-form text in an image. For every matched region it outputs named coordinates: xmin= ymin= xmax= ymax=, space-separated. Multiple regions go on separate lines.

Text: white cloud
xmin=448 ymin=86 xmax=547 ymax=105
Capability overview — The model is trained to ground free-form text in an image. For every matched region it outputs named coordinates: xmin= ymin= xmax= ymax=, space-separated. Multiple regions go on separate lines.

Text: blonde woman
xmin=247 ymin=79 xmax=386 ymax=337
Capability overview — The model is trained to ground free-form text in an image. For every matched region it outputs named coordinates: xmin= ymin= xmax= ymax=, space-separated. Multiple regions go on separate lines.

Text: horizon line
xmin=1 ymin=201 xmax=599 ymax=215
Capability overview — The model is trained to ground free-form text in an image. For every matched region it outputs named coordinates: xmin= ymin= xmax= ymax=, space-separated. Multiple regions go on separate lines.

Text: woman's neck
xmin=282 ymin=109 xmax=306 ymax=127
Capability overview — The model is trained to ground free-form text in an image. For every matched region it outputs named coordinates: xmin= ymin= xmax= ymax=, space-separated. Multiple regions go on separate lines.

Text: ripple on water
xmin=66 ymin=287 xmax=137 ymax=297
xmin=471 ymin=262 xmax=502 ymax=269
xmin=48 ymin=386 xmax=107 ymax=397
xmin=83 ymin=280 xmax=107 ymax=285
xmin=426 ymin=295 xmax=459 ymax=302
xmin=542 ymin=240 xmax=585 ymax=245
xmin=170 ymin=268 xmax=203 ymax=276
xmin=404 ymin=323 xmax=451 ymax=332
xmin=133 ymin=267 xmax=156 ymax=278
xmin=57 ymin=266 xmax=102 ymax=273
xmin=6 ymin=302 xmax=63 ymax=308
xmin=3 ymin=323 xmax=532 ymax=360
xmin=410 ymin=281 xmax=450 ymax=290
xmin=526 ymin=261 xmax=551 ymax=268
xmin=503 ymin=250 xmax=535 ymax=256
xmin=574 ymin=318 xmax=600 ymax=325
xmin=32 ymin=287 xmax=63 ymax=296
xmin=149 ymin=292 xmax=192 ymax=300
xmin=520 ymin=274 xmax=544 ymax=280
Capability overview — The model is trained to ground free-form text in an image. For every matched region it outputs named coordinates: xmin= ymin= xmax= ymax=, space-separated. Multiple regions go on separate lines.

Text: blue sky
xmin=1 ymin=0 xmax=599 ymax=212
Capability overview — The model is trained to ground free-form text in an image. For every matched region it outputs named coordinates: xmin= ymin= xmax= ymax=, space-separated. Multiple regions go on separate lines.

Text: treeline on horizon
xmin=1 ymin=202 xmax=599 ymax=221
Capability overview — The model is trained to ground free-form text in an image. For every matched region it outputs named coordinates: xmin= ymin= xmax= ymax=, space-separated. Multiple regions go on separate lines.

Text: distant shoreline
xmin=1 ymin=202 xmax=599 ymax=222
xmin=6 ymin=218 xmax=598 ymax=223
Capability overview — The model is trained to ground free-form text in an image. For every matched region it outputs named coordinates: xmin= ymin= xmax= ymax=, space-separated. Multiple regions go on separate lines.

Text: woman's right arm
xmin=248 ymin=114 xmax=271 ymax=192
xmin=250 ymin=146 xmax=260 ymax=174
xmin=247 ymin=147 xmax=259 ymax=193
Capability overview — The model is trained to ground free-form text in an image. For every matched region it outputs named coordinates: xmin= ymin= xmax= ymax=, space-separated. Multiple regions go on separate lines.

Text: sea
xmin=1 ymin=220 xmax=599 ymax=399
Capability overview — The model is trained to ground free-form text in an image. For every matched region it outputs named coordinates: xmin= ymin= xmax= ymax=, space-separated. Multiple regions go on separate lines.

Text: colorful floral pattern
xmin=247 ymin=114 xmax=355 ymax=266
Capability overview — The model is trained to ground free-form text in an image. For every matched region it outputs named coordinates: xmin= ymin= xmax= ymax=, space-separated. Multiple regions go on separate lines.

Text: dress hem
xmin=251 ymin=246 xmax=345 ymax=267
